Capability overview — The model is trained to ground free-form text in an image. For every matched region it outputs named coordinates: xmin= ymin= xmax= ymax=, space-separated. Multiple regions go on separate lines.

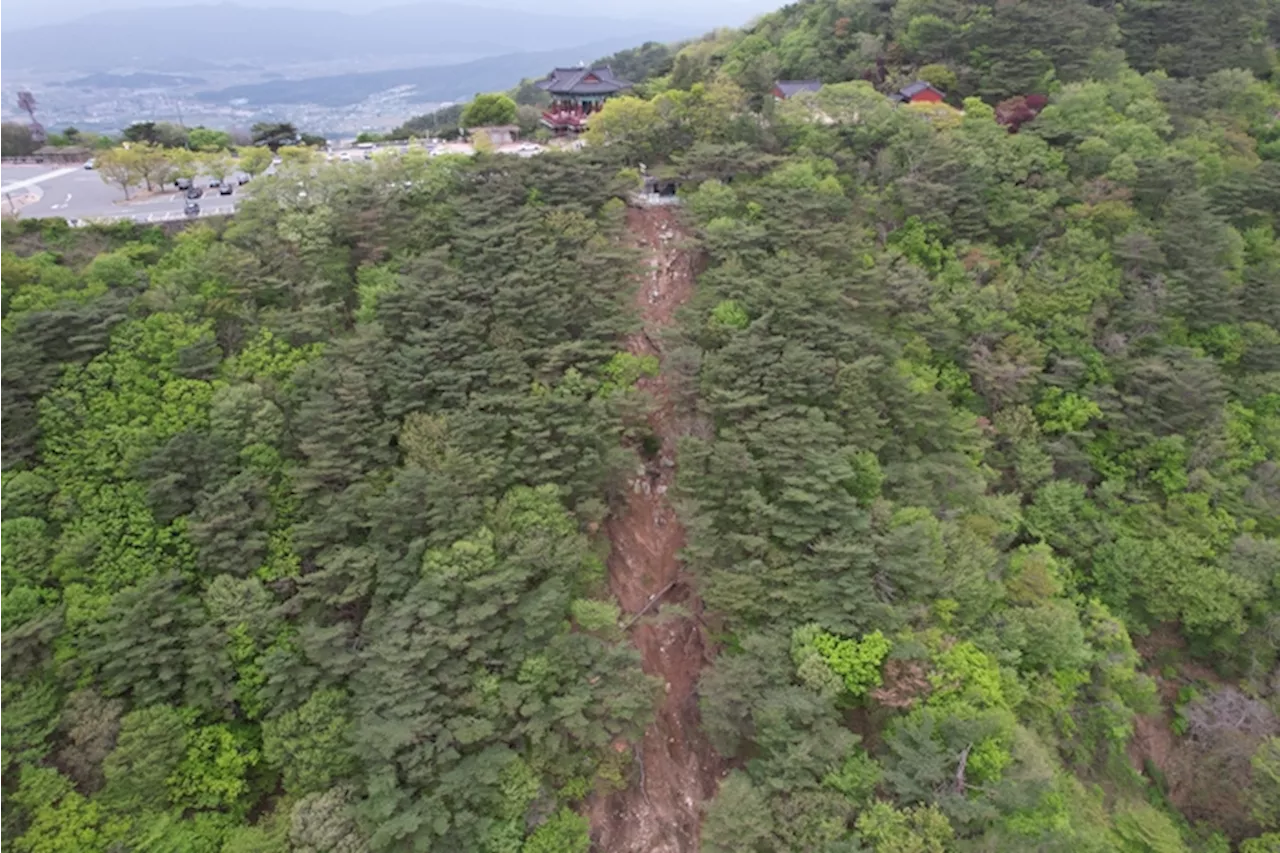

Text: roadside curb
xmin=3 ymin=185 xmax=42 ymax=215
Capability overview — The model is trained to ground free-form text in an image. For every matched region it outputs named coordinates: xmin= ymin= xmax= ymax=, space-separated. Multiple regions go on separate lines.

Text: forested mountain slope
xmin=4 ymin=1 xmax=1280 ymax=852
xmin=2 ymin=156 xmax=659 ymax=852
xmin=576 ymin=0 xmax=1280 ymax=849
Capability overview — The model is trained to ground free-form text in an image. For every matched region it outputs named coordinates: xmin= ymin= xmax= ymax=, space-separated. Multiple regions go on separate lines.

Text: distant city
xmin=0 ymin=1 xmax=771 ymax=137
xmin=0 ymin=71 xmax=454 ymax=139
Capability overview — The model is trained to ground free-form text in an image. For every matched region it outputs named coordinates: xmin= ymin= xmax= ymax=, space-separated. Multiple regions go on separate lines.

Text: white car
xmin=83 ymin=159 xmax=95 ymax=169
xmin=339 ymin=152 xmax=351 ymax=161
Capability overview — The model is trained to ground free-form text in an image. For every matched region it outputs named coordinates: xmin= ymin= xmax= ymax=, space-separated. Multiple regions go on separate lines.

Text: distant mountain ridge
xmin=1 ymin=2 xmax=679 ymax=72
xmin=65 ymin=71 xmax=208 ymax=87
xmin=193 ymin=35 xmax=685 ymax=106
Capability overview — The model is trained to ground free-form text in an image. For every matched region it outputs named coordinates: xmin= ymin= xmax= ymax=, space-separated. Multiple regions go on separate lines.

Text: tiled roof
xmin=774 ymin=79 xmax=823 ymax=98
xmin=535 ymin=65 xmax=632 ymax=96
xmin=892 ymin=81 xmax=943 ymax=101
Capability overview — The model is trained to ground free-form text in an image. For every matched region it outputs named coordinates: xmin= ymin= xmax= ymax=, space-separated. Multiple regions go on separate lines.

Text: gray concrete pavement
xmin=1 ymin=162 xmax=244 ymax=224
xmin=0 ymin=164 xmax=85 ymax=194
xmin=3 ymin=141 xmax=551 ymax=225
xmin=1 ymin=164 xmax=73 ymax=184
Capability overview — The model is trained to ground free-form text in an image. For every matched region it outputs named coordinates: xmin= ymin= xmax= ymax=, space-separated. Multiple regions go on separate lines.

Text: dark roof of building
xmin=773 ymin=79 xmax=823 ymax=98
xmin=890 ymin=80 xmax=944 ymax=101
xmin=535 ymin=65 xmax=632 ymax=96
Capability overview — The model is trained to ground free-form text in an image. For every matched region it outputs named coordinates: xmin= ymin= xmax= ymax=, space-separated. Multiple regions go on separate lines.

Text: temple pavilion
xmin=535 ymin=65 xmax=632 ymax=133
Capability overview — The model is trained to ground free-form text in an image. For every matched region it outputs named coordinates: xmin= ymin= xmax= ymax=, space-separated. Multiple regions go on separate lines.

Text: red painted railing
xmin=541 ymin=108 xmax=590 ymax=130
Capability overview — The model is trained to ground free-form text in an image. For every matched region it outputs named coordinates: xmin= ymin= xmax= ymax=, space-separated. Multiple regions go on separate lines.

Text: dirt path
xmin=588 ymin=207 xmax=721 ymax=853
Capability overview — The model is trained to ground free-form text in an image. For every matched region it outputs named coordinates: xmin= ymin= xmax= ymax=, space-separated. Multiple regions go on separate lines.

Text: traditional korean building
xmin=890 ymin=81 xmax=945 ymax=104
xmin=772 ymin=79 xmax=823 ymax=99
xmin=536 ymin=65 xmax=632 ymax=133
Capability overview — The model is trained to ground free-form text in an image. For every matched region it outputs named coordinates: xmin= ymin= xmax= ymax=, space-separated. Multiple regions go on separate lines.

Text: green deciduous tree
xmin=522 ymin=809 xmax=589 ymax=853
xmin=460 ymin=93 xmax=517 ymax=128
xmin=857 ymin=800 xmax=954 ymax=853
xmin=167 ymin=723 xmax=261 ymax=813
xmin=187 ymin=127 xmax=232 ymax=152
xmin=237 ymin=147 xmax=273 ymax=178
xmin=94 ymin=147 xmax=142 ymax=199
xmin=262 ymin=688 xmax=355 ymax=795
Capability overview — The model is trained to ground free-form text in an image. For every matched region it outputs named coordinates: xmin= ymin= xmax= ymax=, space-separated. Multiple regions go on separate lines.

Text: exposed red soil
xmin=1127 ymin=625 xmax=1235 ymax=812
xmin=1128 ymin=711 xmax=1184 ymax=802
xmin=588 ymin=207 xmax=723 ymax=853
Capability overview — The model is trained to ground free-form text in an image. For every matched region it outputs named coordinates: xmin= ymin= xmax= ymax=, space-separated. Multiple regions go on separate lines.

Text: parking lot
xmin=2 ymin=164 xmax=67 ymax=180
xmin=1 ymin=162 xmax=241 ymax=224
xmin=1 ymin=140 xmax=554 ymax=226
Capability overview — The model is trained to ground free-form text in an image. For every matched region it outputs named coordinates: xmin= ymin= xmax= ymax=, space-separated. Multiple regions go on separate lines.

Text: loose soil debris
xmin=588 ymin=207 xmax=722 ymax=853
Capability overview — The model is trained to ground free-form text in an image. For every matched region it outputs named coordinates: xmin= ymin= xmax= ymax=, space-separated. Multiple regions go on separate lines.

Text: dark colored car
xmin=176 ymin=177 xmax=192 ymax=190
xmin=186 ymin=187 xmax=203 ymax=199
xmin=209 ymin=178 xmax=221 ymax=188
xmin=219 ymin=183 xmax=233 ymax=196
xmin=184 ymin=201 xmax=200 ymax=217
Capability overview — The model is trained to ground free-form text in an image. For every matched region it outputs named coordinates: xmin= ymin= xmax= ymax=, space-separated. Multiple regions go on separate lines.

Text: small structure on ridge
xmin=468 ymin=125 xmax=520 ymax=146
xmin=536 ymin=65 xmax=632 ymax=134
xmin=772 ymin=79 xmax=823 ymax=99
xmin=31 ymin=144 xmax=91 ymax=164
xmin=890 ymin=81 xmax=945 ymax=105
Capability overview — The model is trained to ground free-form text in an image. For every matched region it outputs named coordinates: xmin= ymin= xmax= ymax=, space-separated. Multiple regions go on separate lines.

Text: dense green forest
xmin=5 ymin=0 xmax=1280 ymax=852
xmin=2 ymin=156 xmax=657 ymax=852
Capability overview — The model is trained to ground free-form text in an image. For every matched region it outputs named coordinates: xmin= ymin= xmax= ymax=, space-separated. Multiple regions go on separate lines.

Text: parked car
xmin=237 ymin=174 xmax=250 ymax=185
xmin=218 ymin=184 xmax=233 ymax=196
xmin=209 ymin=178 xmax=221 ymax=188
xmin=176 ymin=177 xmax=193 ymax=190
xmin=184 ymin=201 xmax=200 ymax=217
xmin=185 ymin=187 xmax=203 ymax=199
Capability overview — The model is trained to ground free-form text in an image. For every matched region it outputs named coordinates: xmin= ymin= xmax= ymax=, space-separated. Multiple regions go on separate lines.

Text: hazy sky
xmin=3 ymin=0 xmax=777 ymax=30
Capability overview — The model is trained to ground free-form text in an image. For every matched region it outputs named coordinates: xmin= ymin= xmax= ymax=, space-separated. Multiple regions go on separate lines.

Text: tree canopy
xmin=460 ymin=93 xmax=518 ymax=128
xmin=2 ymin=151 xmax=651 ymax=853
xmin=5 ymin=1 xmax=1280 ymax=851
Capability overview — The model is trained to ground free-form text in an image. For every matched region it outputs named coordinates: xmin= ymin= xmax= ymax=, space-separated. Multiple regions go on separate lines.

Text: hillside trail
xmin=588 ymin=206 xmax=722 ymax=853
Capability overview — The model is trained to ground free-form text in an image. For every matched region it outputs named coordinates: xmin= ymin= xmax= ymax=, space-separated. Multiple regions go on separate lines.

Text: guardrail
xmin=69 ymin=206 xmax=236 ymax=228
xmin=2 ymin=156 xmax=89 ymax=165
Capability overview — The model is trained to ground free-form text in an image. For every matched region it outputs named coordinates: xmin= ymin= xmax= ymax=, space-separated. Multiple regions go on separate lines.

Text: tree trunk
xmin=954 ymin=743 xmax=972 ymax=795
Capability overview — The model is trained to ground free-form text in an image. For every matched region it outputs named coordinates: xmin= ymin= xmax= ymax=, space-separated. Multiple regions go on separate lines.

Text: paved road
xmin=1 ymin=144 xmax=519 ymax=225
xmin=1 ymin=163 xmax=243 ymax=224
xmin=0 ymin=165 xmax=84 ymax=194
